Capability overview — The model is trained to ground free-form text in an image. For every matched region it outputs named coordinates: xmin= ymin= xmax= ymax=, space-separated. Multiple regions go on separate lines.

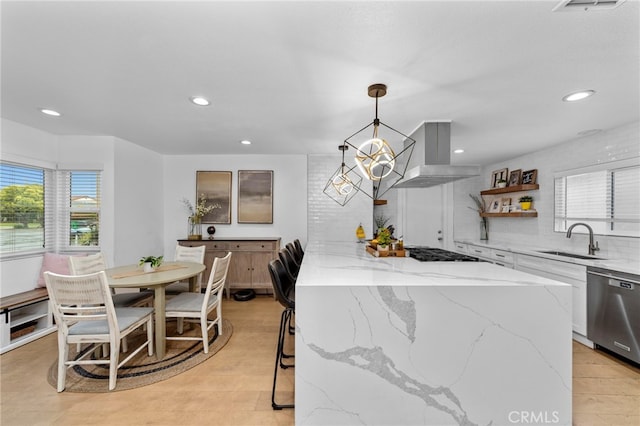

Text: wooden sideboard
xmin=177 ymin=237 xmax=281 ymax=297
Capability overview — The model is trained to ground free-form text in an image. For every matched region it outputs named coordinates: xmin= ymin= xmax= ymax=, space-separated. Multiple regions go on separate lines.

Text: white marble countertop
xmin=297 ymin=241 xmax=572 ymax=288
xmin=295 ymin=240 xmax=573 ymax=425
xmin=455 ymin=238 xmax=640 ymax=275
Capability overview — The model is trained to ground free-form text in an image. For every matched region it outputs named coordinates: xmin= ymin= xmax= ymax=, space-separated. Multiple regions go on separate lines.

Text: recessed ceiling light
xmin=562 ymin=90 xmax=595 ymax=102
xmin=190 ymin=96 xmax=210 ymax=106
xmin=240 ymin=140 xmax=252 ymax=145
xmin=453 ymin=149 xmax=465 ymax=154
xmin=40 ymin=108 xmax=61 ymax=116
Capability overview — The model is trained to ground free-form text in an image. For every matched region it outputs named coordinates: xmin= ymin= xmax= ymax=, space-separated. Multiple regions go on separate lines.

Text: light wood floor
xmin=1 ymin=296 xmax=639 ymax=425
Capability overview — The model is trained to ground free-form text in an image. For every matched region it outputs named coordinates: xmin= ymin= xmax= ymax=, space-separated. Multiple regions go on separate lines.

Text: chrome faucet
xmin=566 ymin=222 xmax=600 ymax=255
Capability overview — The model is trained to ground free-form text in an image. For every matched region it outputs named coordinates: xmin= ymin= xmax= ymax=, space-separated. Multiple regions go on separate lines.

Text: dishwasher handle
xmin=587 ymin=270 xmax=640 ymax=285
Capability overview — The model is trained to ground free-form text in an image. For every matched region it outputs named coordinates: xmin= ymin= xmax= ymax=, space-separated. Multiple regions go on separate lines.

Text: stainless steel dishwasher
xmin=587 ymin=267 xmax=640 ymax=364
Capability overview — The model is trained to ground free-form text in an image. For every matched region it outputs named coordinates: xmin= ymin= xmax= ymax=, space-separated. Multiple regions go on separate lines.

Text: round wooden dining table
xmin=106 ymin=261 xmax=206 ymax=359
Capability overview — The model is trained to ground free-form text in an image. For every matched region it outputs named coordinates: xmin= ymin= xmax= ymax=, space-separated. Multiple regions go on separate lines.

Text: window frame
xmin=0 ymin=159 xmax=102 ymax=259
xmin=553 ymin=157 xmax=640 ymax=238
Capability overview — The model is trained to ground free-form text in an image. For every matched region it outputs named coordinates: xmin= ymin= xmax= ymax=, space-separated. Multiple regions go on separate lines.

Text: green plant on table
xmin=139 ymin=255 xmax=164 ymax=268
xmin=518 ymin=195 xmax=533 ymax=203
xmin=376 ymin=228 xmax=392 ymax=247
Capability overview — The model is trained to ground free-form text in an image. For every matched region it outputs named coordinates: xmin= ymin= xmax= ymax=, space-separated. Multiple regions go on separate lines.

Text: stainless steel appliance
xmin=587 ymin=267 xmax=640 ymax=364
xmin=407 ymin=247 xmax=481 ymax=262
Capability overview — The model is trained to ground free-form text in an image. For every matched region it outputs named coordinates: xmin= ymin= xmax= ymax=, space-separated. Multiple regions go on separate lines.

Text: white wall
xmin=113 ymin=138 xmax=164 ymax=266
xmin=162 ymin=154 xmax=307 ymax=257
xmin=453 ymin=120 xmax=640 ymax=262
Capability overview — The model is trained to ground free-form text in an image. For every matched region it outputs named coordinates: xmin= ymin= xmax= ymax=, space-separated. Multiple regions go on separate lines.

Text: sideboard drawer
xmin=227 ymin=241 xmax=276 ymax=251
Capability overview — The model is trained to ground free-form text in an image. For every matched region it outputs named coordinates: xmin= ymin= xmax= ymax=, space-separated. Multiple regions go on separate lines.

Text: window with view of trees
xmin=0 ymin=163 xmax=45 ymax=253
xmin=0 ymin=161 xmax=101 ymax=256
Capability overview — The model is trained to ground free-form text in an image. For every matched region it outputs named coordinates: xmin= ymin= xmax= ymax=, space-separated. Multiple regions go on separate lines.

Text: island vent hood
xmin=393 ymin=121 xmax=480 ymax=188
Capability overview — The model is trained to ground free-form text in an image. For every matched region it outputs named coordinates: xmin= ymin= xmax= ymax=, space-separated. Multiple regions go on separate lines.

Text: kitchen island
xmin=295 ymin=241 xmax=572 ymax=426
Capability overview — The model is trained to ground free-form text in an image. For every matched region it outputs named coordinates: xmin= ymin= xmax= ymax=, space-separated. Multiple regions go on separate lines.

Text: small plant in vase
xmin=469 ymin=194 xmax=489 ymax=240
xmin=376 ymin=228 xmax=392 ymax=252
xmin=519 ymin=195 xmax=533 ymax=211
xmin=139 ymin=255 xmax=163 ymax=273
xmin=496 ymin=179 xmax=507 ymax=188
xmin=181 ymin=194 xmax=220 ymax=240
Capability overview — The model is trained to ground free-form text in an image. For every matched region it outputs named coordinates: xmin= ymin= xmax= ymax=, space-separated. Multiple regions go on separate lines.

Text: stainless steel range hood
xmin=393 ymin=121 xmax=480 ymax=188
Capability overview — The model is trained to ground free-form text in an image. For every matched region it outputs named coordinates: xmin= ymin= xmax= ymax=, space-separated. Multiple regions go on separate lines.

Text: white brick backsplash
xmin=307 ymin=155 xmax=372 ymax=242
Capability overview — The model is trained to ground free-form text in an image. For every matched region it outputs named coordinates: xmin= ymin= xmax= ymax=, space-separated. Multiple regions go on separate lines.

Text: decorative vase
xmin=497 ymin=182 xmax=507 ymax=188
xmin=377 ymin=245 xmax=389 ymax=253
xmin=188 ymin=216 xmax=202 ymax=240
xmin=143 ymin=262 xmax=155 ymax=273
xmin=480 ymin=218 xmax=489 ymax=241
xmin=520 ymin=202 xmax=532 ymax=211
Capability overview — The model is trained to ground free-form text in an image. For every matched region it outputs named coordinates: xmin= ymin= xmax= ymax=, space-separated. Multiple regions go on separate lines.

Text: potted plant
xmin=496 ymin=179 xmax=507 ymax=188
xmin=376 ymin=228 xmax=392 ymax=252
xmin=519 ymin=195 xmax=533 ymax=211
xmin=139 ymin=255 xmax=163 ymax=273
xmin=374 ymin=214 xmax=390 ymax=238
xmin=181 ymin=194 xmax=219 ymax=240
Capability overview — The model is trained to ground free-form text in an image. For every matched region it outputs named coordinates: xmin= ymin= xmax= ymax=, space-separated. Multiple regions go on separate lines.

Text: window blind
xmin=0 ymin=162 xmax=46 ymax=254
xmin=1 ymin=160 xmax=102 ymax=256
xmin=554 ymin=158 xmax=640 ymax=237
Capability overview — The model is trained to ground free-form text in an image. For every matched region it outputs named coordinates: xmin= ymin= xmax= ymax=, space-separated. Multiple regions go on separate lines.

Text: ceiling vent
xmin=552 ymin=0 xmax=627 ymax=12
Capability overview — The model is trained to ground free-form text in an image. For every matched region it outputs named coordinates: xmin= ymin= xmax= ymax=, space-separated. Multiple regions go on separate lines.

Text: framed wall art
xmin=491 ymin=168 xmax=509 ymax=188
xmin=238 ymin=170 xmax=273 ymax=224
xmin=521 ymin=169 xmax=538 ymax=185
xmin=508 ymin=169 xmax=522 ymax=186
xmin=489 ymin=198 xmax=501 ymax=213
xmin=196 ymin=171 xmax=232 ymax=224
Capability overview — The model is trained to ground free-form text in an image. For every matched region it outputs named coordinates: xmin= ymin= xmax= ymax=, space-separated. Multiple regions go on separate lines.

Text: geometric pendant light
xmin=344 ymin=83 xmax=416 ymax=201
xmin=323 ymin=144 xmax=364 ymax=206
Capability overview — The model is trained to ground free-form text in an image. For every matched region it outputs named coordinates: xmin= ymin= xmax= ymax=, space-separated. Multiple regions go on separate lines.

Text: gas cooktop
xmin=406 ymin=247 xmax=481 ymax=262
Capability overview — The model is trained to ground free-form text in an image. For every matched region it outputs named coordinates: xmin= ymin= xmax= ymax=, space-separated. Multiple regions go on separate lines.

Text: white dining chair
xmin=165 ymin=252 xmax=231 ymax=353
xmin=68 ymin=253 xmax=153 ymax=353
xmin=165 ymin=244 xmax=207 ymax=294
xmin=44 ymin=270 xmax=154 ymax=391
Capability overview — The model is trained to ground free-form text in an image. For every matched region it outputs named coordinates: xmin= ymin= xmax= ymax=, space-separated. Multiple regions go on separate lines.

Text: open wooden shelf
xmin=481 ymin=211 xmax=538 ymax=218
xmin=480 ymin=184 xmax=539 ymax=196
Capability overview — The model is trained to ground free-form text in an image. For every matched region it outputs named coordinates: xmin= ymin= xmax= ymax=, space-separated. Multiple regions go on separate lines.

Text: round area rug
xmin=47 ymin=319 xmax=233 ymax=392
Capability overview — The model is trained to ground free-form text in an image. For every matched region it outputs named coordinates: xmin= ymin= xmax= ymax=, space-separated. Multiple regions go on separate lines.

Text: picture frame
xmin=196 ymin=171 xmax=232 ymax=224
xmin=489 ymin=198 xmax=501 ymax=213
xmin=521 ymin=169 xmax=538 ymax=185
xmin=238 ymin=170 xmax=273 ymax=224
xmin=500 ymin=197 xmax=512 ymax=213
xmin=508 ymin=169 xmax=522 ymax=186
xmin=491 ymin=168 xmax=509 ymax=188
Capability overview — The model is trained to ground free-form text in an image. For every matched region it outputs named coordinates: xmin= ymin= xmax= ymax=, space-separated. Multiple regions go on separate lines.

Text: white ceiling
xmin=1 ymin=1 xmax=638 ymax=166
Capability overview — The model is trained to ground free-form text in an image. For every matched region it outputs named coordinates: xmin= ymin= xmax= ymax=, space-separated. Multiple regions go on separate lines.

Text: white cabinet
xmin=464 ymin=243 xmax=514 ymax=268
xmin=453 ymin=242 xmax=468 ymax=254
xmin=516 ymin=254 xmax=589 ymax=342
xmin=1 ymin=289 xmax=56 ymax=354
xmin=490 ymin=249 xmax=514 ymax=268
xmin=467 ymin=244 xmax=492 ymax=260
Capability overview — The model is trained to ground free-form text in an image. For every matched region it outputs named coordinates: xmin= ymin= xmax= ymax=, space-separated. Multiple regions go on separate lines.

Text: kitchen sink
xmin=537 ymin=250 xmax=605 ymax=260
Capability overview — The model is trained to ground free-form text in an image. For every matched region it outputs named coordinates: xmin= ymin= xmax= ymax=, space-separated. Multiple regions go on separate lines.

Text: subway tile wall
xmin=307 ymin=155 xmax=373 ymax=243
xmin=453 ymin=121 xmax=640 ymax=263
